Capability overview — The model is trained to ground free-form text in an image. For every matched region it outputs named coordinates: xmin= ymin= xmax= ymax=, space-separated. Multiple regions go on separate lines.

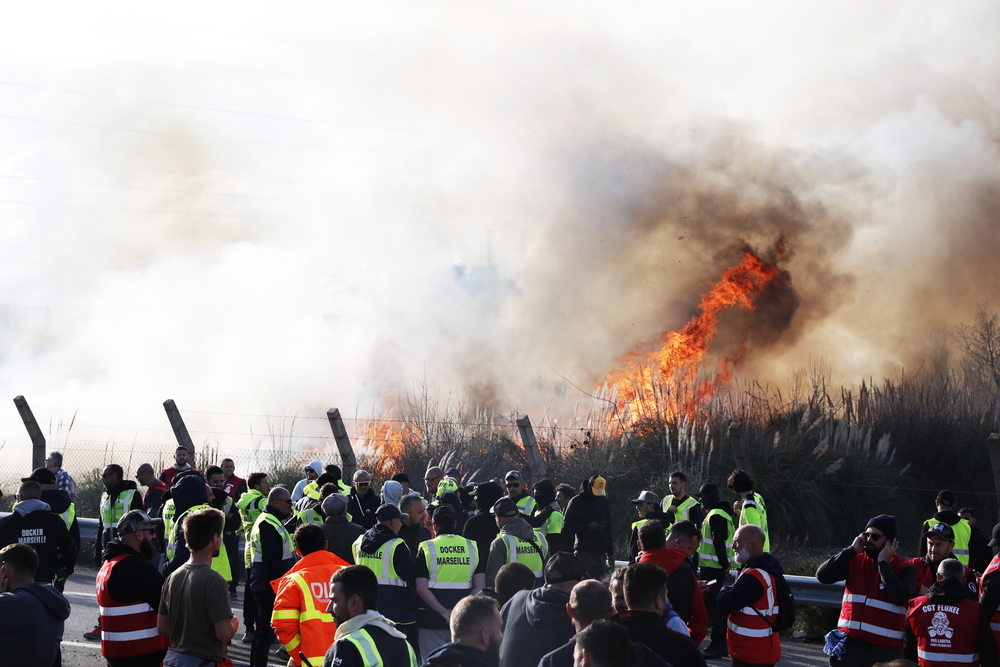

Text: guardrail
xmin=4 ymin=513 xmax=846 ymax=607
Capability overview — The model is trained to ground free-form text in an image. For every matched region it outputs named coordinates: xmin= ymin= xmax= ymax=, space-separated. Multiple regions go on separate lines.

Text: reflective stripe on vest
xmin=425 ymin=535 xmax=477 ymax=590
xmin=917 ymin=650 xmax=979 ymax=664
xmin=342 ymin=627 xmax=417 ymax=667
xmin=100 ymin=490 xmax=136 ymax=544
xmin=502 ymin=533 xmax=546 ymax=578
xmin=515 ymin=495 xmax=536 ymax=516
xmin=96 ymin=553 xmax=169 ymax=658
xmin=170 ymin=505 xmax=233 ymax=580
xmin=162 ymin=500 xmax=176 ymax=542
xmin=662 ymin=495 xmax=699 ymax=521
xmin=698 ymin=508 xmax=735 ymax=569
xmin=842 ymin=593 xmax=907 ymax=615
xmin=353 ymin=537 xmax=407 ymax=587
xmin=727 ymin=567 xmax=776 ymax=637
xmin=250 ymin=512 xmax=295 ymax=563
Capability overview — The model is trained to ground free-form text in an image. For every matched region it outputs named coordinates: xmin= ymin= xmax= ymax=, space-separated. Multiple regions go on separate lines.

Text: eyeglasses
xmin=424 ymin=477 xmax=441 ymax=483
xmin=356 ymin=482 xmax=370 ymax=487
xmin=863 ymin=532 xmax=886 ymax=540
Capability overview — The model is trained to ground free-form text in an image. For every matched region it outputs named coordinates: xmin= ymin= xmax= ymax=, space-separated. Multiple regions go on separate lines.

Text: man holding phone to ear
xmin=816 ymin=515 xmax=917 ymax=667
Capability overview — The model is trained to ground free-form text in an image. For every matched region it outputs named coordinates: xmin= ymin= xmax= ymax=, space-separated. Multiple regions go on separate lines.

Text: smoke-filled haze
xmin=1 ymin=2 xmax=998 ymax=454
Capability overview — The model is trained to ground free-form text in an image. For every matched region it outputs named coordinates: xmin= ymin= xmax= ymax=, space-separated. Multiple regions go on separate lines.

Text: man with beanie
xmin=561 ymin=475 xmax=613 ymax=579
xmin=499 ymin=552 xmax=585 ymax=667
xmin=322 ymin=493 xmax=365 ymax=564
xmin=817 ymin=514 xmax=916 ymax=667
xmin=905 ymin=558 xmax=998 ymax=667
xmin=525 ymin=479 xmax=564 ymax=554
xmin=391 ymin=473 xmax=412 ymax=496
xmin=464 ymin=482 xmax=503 ymax=564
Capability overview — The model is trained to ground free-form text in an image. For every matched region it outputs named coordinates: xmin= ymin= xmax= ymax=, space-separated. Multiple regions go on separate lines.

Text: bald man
xmin=717 ymin=525 xmax=785 ymax=667
xmin=248 ymin=487 xmax=296 ymax=667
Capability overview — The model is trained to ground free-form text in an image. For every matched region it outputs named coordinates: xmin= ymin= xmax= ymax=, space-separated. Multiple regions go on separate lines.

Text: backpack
xmin=753 ymin=571 xmax=796 ymax=633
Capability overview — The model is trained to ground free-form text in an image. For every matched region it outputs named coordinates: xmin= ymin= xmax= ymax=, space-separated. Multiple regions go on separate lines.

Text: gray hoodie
xmin=486 ymin=517 xmax=545 ymax=588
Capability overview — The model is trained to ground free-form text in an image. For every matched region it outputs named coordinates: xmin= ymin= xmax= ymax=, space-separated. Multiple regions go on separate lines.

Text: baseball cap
xmin=693 ymin=483 xmax=719 ymax=500
xmin=445 ymin=467 xmax=461 ymax=478
xmin=591 ymin=475 xmax=607 ymax=497
xmin=504 ymin=470 xmax=522 ymax=481
xmin=322 ymin=493 xmax=349 ymax=516
xmin=631 ymin=490 xmax=660 ymax=505
xmin=924 ymin=522 xmax=955 ymax=542
xmin=375 ymin=504 xmax=408 ymax=522
xmin=21 ymin=467 xmax=56 ymax=484
xmin=990 ymin=523 xmax=1000 ymax=548
xmin=544 ymin=552 xmax=587 ymax=585
xmin=117 ymin=510 xmax=155 ymax=537
xmin=491 ymin=497 xmax=519 ymax=518
xmin=432 ymin=505 xmax=456 ymax=523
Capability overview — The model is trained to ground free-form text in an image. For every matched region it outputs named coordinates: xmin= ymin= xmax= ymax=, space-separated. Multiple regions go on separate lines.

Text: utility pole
xmin=163 ymin=399 xmax=196 ymax=466
xmin=13 ymin=395 xmax=46 ymax=470
xmin=515 ymin=414 xmax=547 ymax=482
xmin=327 ymin=408 xmax=358 ymax=482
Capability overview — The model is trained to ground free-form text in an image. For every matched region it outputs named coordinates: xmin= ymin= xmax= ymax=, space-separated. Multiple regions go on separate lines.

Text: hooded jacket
xmin=292 ymin=460 xmax=324 ymax=502
xmin=162 ymin=475 xmax=220 ymax=579
xmin=0 ymin=582 xmax=71 ymax=667
xmin=322 ymin=610 xmax=415 ymax=667
xmin=486 ymin=517 xmax=546 ymax=588
xmin=0 ymin=498 xmax=77 ymax=584
xmin=323 ymin=512 xmax=366 ymax=565
xmin=40 ymin=488 xmax=81 ymax=556
xmin=498 ymin=587 xmax=574 ymax=667
xmin=639 ymin=547 xmax=708 ymax=644
xmin=424 ymin=641 xmax=498 ymax=667
xmin=356 ymin=524 xmax=416 ymax=623
xmin=560 ymin=476 xmax=612 ymax=557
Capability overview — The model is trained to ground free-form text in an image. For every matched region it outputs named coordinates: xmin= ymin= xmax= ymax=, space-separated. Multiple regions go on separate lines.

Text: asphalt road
xmin=58 ymin=568 xmax=830 ymax=667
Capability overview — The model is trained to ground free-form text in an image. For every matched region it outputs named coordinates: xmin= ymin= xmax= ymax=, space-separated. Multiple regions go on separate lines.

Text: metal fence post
xmin=515 ymin=414 xmax=547 ymax=482
xmin=327 ymin=408 xmax=357 ymax=482
xmin=13 ymin=395 xmax=46 ymax=470
xmin=163 ymin=399 xmax=196 ymax=466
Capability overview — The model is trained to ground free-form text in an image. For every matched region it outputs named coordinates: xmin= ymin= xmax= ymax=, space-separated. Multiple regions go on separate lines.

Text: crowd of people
xmin=3 ymin=449 xmax=1000 ymax=667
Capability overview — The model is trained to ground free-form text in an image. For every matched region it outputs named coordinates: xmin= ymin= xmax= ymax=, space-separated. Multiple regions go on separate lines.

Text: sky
xmin=0 ymin=2 xmax=998 ymax=459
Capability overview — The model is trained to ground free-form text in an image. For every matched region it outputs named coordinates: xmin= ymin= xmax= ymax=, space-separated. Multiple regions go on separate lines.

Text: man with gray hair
xmin=905 ymin=558 xmax=998 ymax=667
xmin=348 ymin=470 xmax=380 ymax=530
xmin=46 ymin=451 xmax=76 ymax=501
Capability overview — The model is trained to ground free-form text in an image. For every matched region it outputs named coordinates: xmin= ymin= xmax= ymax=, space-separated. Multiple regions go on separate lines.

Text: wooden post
xmin=728 ymin=422 xmax=753 ymax=477
xmin=516 ymin=414 xmax=547 ymax=482
xmin=989 ymin=433 xmax=1000 ymax=524
xmin=162 ymin=399 xmax=196 ymax=466
xmin=13 ymin=395 xmax=46 ymax=470
xmin=327 ymin=408 xmax=357 ymax=482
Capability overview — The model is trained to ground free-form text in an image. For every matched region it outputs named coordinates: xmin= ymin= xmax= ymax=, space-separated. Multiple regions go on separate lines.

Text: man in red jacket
xmin=637 ymin=520 xmax=708 ymax=644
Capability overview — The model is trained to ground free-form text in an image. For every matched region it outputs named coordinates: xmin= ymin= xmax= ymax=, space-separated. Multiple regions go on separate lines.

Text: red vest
xmin=839 ymin=552 xmax=911 ymax=647
xmin=142 ymin=480 xmax=167 ymax=507
xmin=223 ymin=475 xmax=246 ymax=499
xmin=726 ymin=567 xmax=781 ymax=664
xmin=96 ymin=553 xmax=169 ymax=658
xmin=908 ymin=595 xmax=982 ymax=667
xmin=909 ymin=557 xmax=977 ymax=598
xmin=980 ymin=556 xmax=1000 ymax=649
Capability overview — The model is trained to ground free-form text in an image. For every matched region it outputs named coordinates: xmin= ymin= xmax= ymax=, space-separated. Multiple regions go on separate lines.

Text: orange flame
xmin=361 ymin=409 xmax=421 ymax=476
xmin=604 ymin=249 xmax=782 ymax=424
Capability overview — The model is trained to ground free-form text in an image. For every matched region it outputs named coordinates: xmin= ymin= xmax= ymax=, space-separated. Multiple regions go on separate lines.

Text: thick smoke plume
xmin=0 ymin=3 xmax=999 ymax=451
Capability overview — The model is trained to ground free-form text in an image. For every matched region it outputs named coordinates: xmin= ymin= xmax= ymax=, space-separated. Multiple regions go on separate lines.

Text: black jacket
xmin=717 ymin=552 xmax=784 ymax=616
xmin=539 ymin=636 xmax=671 ymax=667
xmin=0 ymin=499 xmax=77 ymax=584
xmin=904 ymin=577 xmax=999 ymax=667
xmin=0 ymin=582 xmax=70 ymax=667
xmin=424 ymin=641 xmax=498 ymax=667
xmin=40 ymin=489 xmax=80 ymax=564
xmin=613 ymin=610 xmax=706 ymax=667
xmin=322 ymin=514 xmax=366 ymax=565
xmin=499 ymin=587 xmax=574 ymax=667
xmin=357 ymin=524 xmax=416 ymax=623
xmin=162 ymin=475 xmax=215 ymax=579
xmin=248 ymin=504 xmax=295 ymax=592
xmin=561 ymin=483 xmax=612 ymax=558
xmin=348 ymin=488 xmax=380 ymax=530
xmin=816 ymin=547 xmax=917 ymax=608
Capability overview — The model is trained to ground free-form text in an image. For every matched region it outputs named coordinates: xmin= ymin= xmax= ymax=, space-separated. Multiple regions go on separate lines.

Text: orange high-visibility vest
xmin=726 ymin=567 xmax=781 ymax=664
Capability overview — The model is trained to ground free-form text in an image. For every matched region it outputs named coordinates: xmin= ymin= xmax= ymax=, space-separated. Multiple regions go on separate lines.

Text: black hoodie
xmin=0 ymin=499 xmax=77 ymax=583
xmin=357 ymin=523 xmax=416 ymax=624
xmin=904 ymin=577 xmax=999 ymax=667
xmin=560 ymin=476 xmax=612 ymax=557
xmin=39 ymin=488 xmax=80 ymax=557
xmin=499 ymin=587 xmax=575 ymax=667
xmin=464 ymin=482 xmax=503 ymax=561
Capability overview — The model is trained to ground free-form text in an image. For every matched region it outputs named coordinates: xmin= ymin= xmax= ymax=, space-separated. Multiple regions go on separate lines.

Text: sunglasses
xmin=863 ymin=532 xmax=886 ymax=540
xmin=505 ymin=483 xmax=519 ymax=488
xmin=356 ymin=482 xmax=370 ymax=487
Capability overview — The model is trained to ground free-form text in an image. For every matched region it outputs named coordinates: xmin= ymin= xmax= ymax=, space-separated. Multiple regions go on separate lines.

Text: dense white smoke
xmin=0 ymin=2 xmax=998 ymax=455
